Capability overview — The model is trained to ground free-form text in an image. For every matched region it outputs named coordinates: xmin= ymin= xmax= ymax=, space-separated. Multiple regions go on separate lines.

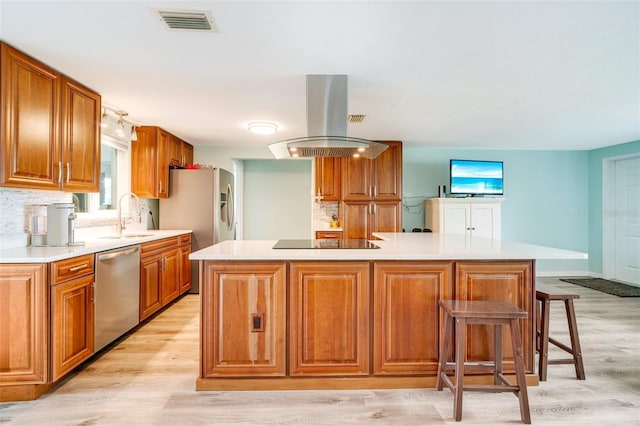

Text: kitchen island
xmin=190 ymin=233 xmax=587 ymax=391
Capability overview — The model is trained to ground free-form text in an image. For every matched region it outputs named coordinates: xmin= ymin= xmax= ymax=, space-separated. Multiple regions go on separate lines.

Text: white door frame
xmin=602 ymin=153 xmax=640 ymax=279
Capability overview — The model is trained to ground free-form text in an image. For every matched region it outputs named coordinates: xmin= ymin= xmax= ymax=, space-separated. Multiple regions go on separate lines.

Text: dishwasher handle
xmin=98 ymin=246 xmax=140 ymax=261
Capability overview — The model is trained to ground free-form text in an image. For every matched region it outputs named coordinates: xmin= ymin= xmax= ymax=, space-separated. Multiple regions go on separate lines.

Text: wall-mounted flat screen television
xmin=450 ymin=159 xmax=504 ymax=196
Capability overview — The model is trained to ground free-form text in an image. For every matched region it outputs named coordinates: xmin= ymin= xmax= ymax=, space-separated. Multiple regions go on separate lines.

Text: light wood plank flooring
xmin=1 ymin=277 xmax=639 ymax=425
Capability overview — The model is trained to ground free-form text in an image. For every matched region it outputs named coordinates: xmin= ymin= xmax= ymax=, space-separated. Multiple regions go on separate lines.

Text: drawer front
xmin=52 ymin=254 xmax=94 ymax=284
xmin=315 ymin=231 xmax=343 ymax=239
xmin=140 ymin=237 xmax=178 ymax=258
xmin=179 ymin=233 xmax=191 ymax=246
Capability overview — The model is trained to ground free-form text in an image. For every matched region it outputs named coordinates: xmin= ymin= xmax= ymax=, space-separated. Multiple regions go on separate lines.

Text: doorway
xmin=603 ymin=154 xmax=640 ymax=285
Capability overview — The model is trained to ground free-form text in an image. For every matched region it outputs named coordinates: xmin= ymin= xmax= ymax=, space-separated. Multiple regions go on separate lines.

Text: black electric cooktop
xmin=273 ymin=239 xmax=380 ymax=249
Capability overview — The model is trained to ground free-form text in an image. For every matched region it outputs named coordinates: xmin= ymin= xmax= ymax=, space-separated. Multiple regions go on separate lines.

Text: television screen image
xmin=450 ymin=159 xmax=504 ymax=195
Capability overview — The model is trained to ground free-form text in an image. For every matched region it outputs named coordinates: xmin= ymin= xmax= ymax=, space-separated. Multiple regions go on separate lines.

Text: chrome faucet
xmin=116 ymin=192 xmax=141 ymax=237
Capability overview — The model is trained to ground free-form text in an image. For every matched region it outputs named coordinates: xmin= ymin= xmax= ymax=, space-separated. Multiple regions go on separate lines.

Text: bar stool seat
xmin=436 ymin=300 xmax=531 ymax=424
xmin=536 ymin=287 xmax=585 ymax=381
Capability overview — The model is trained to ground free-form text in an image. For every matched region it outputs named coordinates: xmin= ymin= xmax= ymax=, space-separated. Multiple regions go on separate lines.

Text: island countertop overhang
xmin=189 ymin=232 xmax=588 ymax=262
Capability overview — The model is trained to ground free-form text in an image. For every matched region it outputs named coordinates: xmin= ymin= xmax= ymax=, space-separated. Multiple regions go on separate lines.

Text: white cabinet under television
xmin=424 ymin=198 xmax=504 ymax=239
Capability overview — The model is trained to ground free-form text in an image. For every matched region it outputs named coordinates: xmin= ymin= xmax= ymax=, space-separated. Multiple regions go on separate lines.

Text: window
xmin=74 ymin=134 xmax=130 ymax=213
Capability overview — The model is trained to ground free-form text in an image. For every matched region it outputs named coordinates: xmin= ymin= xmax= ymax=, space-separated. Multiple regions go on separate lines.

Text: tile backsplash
xmin=0 ymin=188 xmax=157 ymax=249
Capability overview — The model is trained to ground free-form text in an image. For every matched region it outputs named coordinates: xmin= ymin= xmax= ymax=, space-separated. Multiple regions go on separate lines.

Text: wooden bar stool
xmin=536 ymin=287 xmax=585 ymax=381
xmin=436 ymin=300 xmax=531 ymax=424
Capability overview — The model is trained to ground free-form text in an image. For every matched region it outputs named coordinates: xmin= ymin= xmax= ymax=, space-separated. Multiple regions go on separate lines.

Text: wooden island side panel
xmin=373 ymin=261 xmax=454 ymax=375
xmin=290 ymin=262 xmax=370 ymax=376
xmin=196 ymin=258 xmax=537 ymax=390
xmin=455 ymin=261 xmax=535 ymax=373
xmin=201 ymin=261 xmax=286 ymax=377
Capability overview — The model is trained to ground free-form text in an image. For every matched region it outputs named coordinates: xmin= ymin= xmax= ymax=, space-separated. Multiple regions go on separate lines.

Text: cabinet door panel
xmin=371 ymin=141 xmax=402 ymax=200
xmin=443 ymin=204 xmax=469 ymax=234
xmin=140 ymin=254 xmax=162 ymax=321
xmin=455 ymin=261 xmax=534 ymax=373
xmin=161 ymin=249 xmax=179 ymax=305
xmin=470 ymin=203 xmax=500 ymax=239
xmin=51 ymin=274 xmax=94 ymax=381
xmin=201 ymin=262 xmax=286 ymax=376
xmin=0 ymin=264 xmax=48 ymax=384
xmin=60 ymin=77 xmax=100 ymax=192
xmin=315 ymin=157 xmax=341 ymax=201
xmin=371 ymin=202 xmax=401 ymax=235
xmin=342 ymin=156 xmax=371 ymax=201
xmin=131 ymin=127 xmax=158 ymax=198
xmin=373 ymin=262 xmax=453 ymax=375
xmin=182 ymin=142 xmax=194 ymax=166
xmin=290 ymin=262 xmax=369 ymax=376
xmin=1 ymin=44 xmax=60 ymax=189
xmin=156 ymin=129 xmax=170 ymax=198
xmin=342 ymin=201 xmax=369 ymax=240
xmin=179 ymin=244 xmax=192 ymax=294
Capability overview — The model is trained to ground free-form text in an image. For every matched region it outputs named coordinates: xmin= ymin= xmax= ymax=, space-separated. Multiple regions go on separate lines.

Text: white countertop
xmin=0 ymin=230 xmax=191 ymax=263
xmin=189 ymin=232 xmax=588 ymax=261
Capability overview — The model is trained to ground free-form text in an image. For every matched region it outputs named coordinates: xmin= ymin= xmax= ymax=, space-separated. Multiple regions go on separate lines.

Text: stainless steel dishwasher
xmin=95 ymin=245 xmax=141 ymax=351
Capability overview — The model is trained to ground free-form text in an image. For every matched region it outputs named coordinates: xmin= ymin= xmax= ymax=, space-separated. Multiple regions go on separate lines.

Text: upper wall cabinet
xmin=0 ymin=43 xmax=101 ymax=192
xmin=131 ymin=126 xmax=169 ymax=198
xmin=314 ymin=157 xmax=341 ymax=201
xmin=342 ymin=141 xmax=402 ymax=201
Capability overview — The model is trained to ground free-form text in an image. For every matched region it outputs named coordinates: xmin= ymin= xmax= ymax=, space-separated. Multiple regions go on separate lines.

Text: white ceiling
xmin=1 ymin=1 xmax=638 ymax=151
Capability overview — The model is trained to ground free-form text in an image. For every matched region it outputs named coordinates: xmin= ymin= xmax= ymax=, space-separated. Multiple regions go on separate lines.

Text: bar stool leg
xmin=437 ymin=312 xmax=453 ymax=391
xmin=538 ymin=298 xmax=551 ymax=381
xmin=509 ymin=318 xmax=531 ymax=424
xmin=565 ymin=299 xmax=586 ymax=380
xmin=453 ymin=317 xmax=467 ymax=422
xmin=494 ymin=324 xmax=503 ymax=385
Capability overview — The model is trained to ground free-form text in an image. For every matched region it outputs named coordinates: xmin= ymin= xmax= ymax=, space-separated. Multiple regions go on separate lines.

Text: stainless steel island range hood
xmin=268 ymin=75 xmax=388 ymax=159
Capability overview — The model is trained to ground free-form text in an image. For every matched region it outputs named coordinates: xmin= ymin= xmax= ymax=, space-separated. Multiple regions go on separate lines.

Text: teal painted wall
xmin=403 ymin=148 xmax=590 ymax=274
xmin=587 ymin=140 xmax=640 ymax=273
xmin=243 ymin=159 xmax=312 ymax=239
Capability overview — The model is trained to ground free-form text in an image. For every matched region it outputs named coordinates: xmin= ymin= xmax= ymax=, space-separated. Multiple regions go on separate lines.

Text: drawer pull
xmin=68 ymin=264 xmax=88 ymax=272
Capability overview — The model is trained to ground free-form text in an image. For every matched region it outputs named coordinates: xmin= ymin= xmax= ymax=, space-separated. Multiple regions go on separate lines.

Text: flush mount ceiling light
xmin=248 ymin=121 xmax=278 ymax=135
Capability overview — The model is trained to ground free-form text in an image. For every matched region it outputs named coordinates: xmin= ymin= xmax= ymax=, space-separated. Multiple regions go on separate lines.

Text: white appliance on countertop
xmin=159 ymin=168 xmax=236 ymax=293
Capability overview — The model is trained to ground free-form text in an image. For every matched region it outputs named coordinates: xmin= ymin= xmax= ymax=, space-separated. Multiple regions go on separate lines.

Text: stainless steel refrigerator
xmin=159 ymin=168 xmax=235 ymax=293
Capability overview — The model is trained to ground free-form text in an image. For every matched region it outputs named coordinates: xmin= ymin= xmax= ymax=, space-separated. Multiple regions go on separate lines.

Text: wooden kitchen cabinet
xmin=139 ymin=236 xmax=180 ymax=321
xmin=342 ymin=200 xmax=401 ymax=240
xmin=178 ymin=234 xmax=192 ymax=294
xmin=289 ymin=261 xmax=370 ymax=376
xmin=60 ymin=76 xmax=101 ymax=192
xmin=314 ymin=157 xmax=341 ymax=201
xmin=455 ymin=261 xmax=535 ymax=373
xmin=182 ymin=141 xmax=194 ymax=166
xmin=0 ymin=264 xmax=48 ymax=391
xmin=200 ymin=261 xmax=286 ymax=377
xmin=50 ymin=254 xmax=95 ymax=382
xmin=342 ymin=141 xmax=402 ymax=201
xmin=315 ymin=231 xmax=343 ymax=239
xmin=341 ymin=141 xmax=402 ymax=239
xmin=0 ymin=42 xmax=100 ymax=192
xmin=373 ymin=262 xmax=453 ymax=375
xmin=131 ymin=126 xmax=170 ymax=198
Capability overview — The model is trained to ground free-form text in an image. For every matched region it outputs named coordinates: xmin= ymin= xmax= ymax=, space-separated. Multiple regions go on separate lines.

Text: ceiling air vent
xmin=348 ymin=114 xmax=366 ymax=123
xmin=155 ymin=9 xmax=218 ymax=32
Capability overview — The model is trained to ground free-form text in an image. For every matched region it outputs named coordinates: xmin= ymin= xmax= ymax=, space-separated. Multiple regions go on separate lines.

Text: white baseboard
xmin=536 ymin=271 xmax=594 ymax=278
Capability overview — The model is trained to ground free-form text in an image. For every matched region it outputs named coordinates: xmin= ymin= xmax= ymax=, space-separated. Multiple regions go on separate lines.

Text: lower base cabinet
xmin=455 ymin=261 xmax=534 ymax=371
xmin=51 ymin=274 xmax=94 ymax=381
xmin=373 ymin=261 xmax=453 ymax=375
xmin=201 ymin=261 xmax=286 ymax=377
xmin=139 ymin=237 xmax=180 ymax=321
xmin=0 ymin=264 xmax=48 ymax=387
xmin=289 ymin=261 xmax=370 ymax=376
xmin=198 ymin=259 xmax=535 ymax=389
